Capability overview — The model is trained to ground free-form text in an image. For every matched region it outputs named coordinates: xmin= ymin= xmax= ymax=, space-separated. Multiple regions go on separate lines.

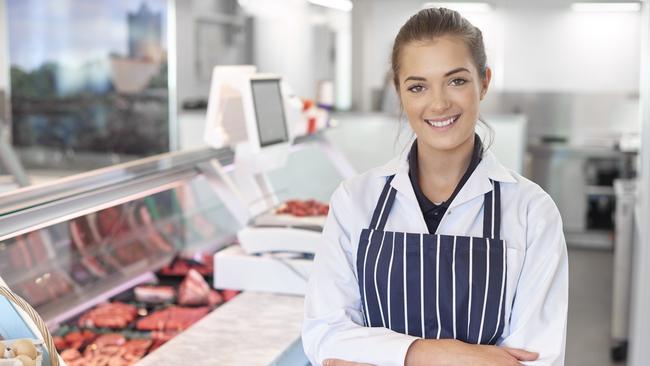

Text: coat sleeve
xmin=500 ymin=190 xmax=569 ymax=365
xmin=302 ymin=183 xmax=418 ymax=366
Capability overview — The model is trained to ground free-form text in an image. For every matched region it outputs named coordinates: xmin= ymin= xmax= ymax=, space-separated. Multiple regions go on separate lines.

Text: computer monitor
xmin=203 ymin=66 xmax=297 ymax=218
xmin=250 ymin=77 xmax=289 ymax=148
xmin=204 ymin=66 xmax=293 ymax=155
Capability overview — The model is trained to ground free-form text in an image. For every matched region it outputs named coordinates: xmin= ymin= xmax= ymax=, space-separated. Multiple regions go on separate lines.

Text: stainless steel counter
xmin=527 ymin=143 xmax=631 ymax=249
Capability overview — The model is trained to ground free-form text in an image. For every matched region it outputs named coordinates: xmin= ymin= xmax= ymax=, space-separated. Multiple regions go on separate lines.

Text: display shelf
xmin=0 ymin=148 xmax=242 ymax=328
xmin=565 ymin=229 xmax=613 ymax=250
xmin=585 ymin=185 xmax=616 ymax=196
xmin=0 ymin=147 xmax=233 ymax=218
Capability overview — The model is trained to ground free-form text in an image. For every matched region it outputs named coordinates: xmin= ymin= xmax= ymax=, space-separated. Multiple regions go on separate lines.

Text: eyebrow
xmin=403 ymin=67 xmax=471 ymax=84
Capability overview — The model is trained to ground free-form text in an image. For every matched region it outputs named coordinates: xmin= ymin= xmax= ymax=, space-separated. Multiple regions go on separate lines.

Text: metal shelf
xmin=586 ymin=185 xmax=616 ymax=196
xmin=565 ymin=229 xmax=614 ymax=250
xmin=0 ymin=147 xmax=232 ymax=218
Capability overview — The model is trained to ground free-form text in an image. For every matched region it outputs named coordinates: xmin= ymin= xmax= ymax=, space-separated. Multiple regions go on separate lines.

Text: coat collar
xmin=374 ymin=140 xmax=517 ymax=209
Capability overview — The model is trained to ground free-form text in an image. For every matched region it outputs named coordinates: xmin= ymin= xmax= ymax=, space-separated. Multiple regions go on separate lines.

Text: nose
xmin=428 ymin=88 xmax=452 ymax=114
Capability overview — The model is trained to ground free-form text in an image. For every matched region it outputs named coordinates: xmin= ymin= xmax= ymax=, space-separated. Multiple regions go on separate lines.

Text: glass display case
xmin=0 ymin=147 xmax=241 ymax=328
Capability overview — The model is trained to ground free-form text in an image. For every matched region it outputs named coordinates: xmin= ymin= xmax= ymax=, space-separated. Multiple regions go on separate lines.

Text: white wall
xmin=329 ymin=7 xmax=352 ymax=110
xmin=0 ymin=0 xmax=8 ymax=94
xmin=176 ymin=0 xmax=351 ymax=108
xmin=246 ymin=0 xmax=315 ymax=98
xmin=0 ymin=0 xmax=10 ymax=123
xmin=502 ymin=9 xmax=640 ymax=92
xmin=243 ymin=0 xmax=350 ymax=105
xmin=352 ymin=0 xmax=641 ymax=111
xmin=175 ymin=0 xmax=220 ymax=104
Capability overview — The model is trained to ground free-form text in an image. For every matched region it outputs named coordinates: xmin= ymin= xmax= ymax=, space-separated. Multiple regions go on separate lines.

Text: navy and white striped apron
xmin=356 ymin=175 xmax=507 ymax=345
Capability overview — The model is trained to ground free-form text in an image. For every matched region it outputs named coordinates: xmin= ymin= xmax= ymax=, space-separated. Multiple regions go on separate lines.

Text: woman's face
xmin=397 ymin=35 xmax=491 ymax=152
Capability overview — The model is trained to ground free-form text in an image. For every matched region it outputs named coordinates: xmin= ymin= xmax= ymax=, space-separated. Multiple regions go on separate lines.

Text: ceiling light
xmin=571 ymin=2 xmax=641 ymax=12
xmin=308 ymin=0 xmax=353 ymax=12
xmin=423 ymin=2 xmax=493 ymax=12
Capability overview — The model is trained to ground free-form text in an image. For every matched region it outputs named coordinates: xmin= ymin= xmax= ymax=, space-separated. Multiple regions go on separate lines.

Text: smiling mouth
xmin=425 ymin=114 xmax=461 ymax=128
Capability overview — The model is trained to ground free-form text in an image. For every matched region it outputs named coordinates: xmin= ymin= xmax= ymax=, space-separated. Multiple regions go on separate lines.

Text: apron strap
xmin=482 ymin=180 xmax=502 ymax=240
xmin=369 ymin=175 xmax=397 ymax=231
xmin=371 ymin=176 xmax=502 ymax=238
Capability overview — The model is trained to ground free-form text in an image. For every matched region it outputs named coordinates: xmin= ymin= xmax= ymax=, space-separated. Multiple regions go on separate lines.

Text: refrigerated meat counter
xmin=0 ymin=132 xmax=346 ymax=365
xmin=0 ymin=147 xmax=247 ymax=364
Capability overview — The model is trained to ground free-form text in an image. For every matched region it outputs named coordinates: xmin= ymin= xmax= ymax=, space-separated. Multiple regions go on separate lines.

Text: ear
xmin=480 ymin=67 xmax=492 ymax=101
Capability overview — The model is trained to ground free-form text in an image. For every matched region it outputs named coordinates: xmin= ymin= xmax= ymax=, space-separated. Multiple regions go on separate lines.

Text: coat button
xmin=447 ymin=211 xmax=452 ymax=215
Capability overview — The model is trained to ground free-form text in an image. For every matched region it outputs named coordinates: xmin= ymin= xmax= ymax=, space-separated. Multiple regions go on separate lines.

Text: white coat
xmin=302 ymin=146 xmax=569 ymax=366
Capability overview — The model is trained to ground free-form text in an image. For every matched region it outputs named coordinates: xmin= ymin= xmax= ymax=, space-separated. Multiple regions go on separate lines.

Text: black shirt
xmin=408 ymin=134 xmax=484 ymax=234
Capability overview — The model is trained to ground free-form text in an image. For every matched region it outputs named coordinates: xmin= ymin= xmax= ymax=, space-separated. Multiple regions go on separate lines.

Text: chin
xmin=417 ymin=129 xmax=475 ymax=153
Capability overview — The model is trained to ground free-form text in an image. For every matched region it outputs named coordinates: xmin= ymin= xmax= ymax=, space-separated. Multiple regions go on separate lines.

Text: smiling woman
xmin=303 ymin=7 xmax=568 ymax=366
xmin=398 ymin=37 xmax=487 ymax=151
xmin=397 ymin=32 xmax=491 ymax=204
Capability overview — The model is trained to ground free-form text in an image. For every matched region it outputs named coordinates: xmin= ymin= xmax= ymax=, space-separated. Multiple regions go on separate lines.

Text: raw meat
xmin=134 ymin=285 xmax=175 ymax=304
xmin=53 ymin=336 xmax=67 ymax=351
xmin=178 ymin=269 xmax=210 ymax=306
xmin=139 ymin=206 xmax=174 ymax=252
xmin=221 ymin=289 xmax=240 ymax=302
xmin=208 ymin=290 xmax=224 ymax=306
xmin=149 ymin=330 xmax=177 ymax=352
xmin=61 ymin=348 xmax=83 ymax=363
xmin=14 ymin=271 xmax=72 ymax=307
xmin=96 ymin=206 xmax=150 ymax=265
xmin=26 ymin=232 xmax=48 ymax=264
xmin=276 ymin=199 xmax=329 ymax=217
xmin=92 ymin=333 xmax=126 ymax=348
xmin=159 ymin=256 xmax=212 ymax=277
xmin=58 ymin=329 xmax=96 ymax=351
xmin=135 ymin=306 xmax=210 ymax=331
xmin=62 ymin=334 xmax=150 ymax=366
xmin=69 ymin=219 xmax=108 ymax=277
xmin=78 ymin=302 xmax=137 ymax=329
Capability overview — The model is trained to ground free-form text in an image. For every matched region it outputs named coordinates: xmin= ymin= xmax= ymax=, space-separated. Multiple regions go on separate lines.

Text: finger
xmin=324 ymin=359 xmax=353 ymax=366
xmin=323 ymin=359 xmax=374 ymax=366
xmin=502 ymin=347 xmax=539 ymax=361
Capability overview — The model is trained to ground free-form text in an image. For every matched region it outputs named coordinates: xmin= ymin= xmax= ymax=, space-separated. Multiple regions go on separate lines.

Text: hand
xmin=405 ymin=339 xmax=539 ymax=366
xmin=501 ymin=346 xmax=540 ymax=363
xmin=323 ymin=359 xmax=374 ymax=366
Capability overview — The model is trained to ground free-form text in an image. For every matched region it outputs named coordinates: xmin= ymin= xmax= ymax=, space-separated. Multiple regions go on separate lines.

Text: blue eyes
xmin=406 ymin=78 xmax=468 ymax=93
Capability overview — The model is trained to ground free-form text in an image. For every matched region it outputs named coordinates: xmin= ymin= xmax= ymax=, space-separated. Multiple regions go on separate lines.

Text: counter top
xmin=136 ymin=291 xmax=307 ymax=366
xmin=527 ymin=143 xmax=628 ymax=158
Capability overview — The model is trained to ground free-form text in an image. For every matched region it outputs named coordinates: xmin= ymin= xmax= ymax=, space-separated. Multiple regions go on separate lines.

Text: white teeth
xmin=426 ymin=115 xmax=458 ymax=127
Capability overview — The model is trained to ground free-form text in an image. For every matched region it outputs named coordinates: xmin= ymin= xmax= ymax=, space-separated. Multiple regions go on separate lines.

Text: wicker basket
xmin=0 ymin=286 xmax=59 ymax=366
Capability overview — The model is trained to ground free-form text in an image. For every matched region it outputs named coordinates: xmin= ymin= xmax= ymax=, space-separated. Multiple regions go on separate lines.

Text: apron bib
xmin=356 ymin=175 xmax=507 ymax=344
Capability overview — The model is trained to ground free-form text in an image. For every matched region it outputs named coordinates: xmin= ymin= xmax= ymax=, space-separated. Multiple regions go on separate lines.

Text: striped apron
xmin=356 ymin=175 xmax=507 ymax=344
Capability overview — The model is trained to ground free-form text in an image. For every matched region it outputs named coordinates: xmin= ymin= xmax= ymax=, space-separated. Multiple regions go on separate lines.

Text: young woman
xmin=302 ymin=7 xmax=568 ymax=366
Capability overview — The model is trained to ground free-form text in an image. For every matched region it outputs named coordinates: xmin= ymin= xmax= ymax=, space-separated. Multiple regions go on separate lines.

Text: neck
xmin=417 ymin=134 xmax=475 ymax=202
